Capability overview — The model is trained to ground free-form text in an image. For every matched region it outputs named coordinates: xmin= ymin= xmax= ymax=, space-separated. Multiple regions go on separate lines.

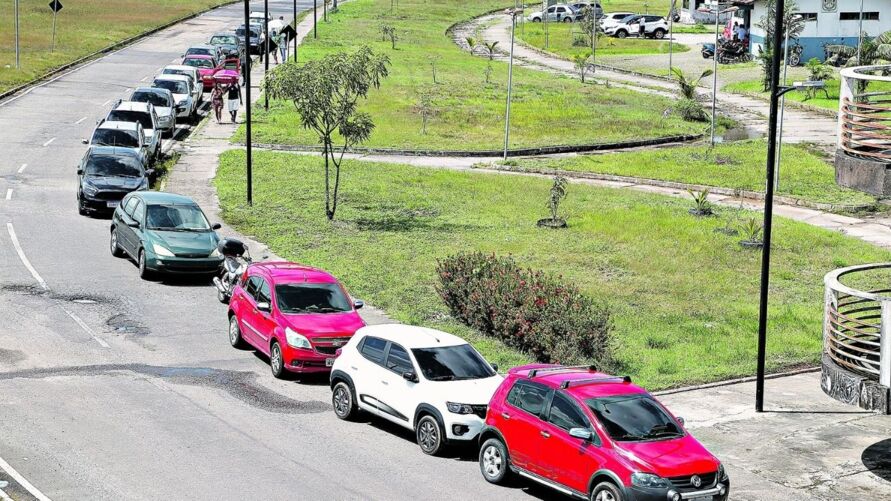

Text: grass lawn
xmin=215 ymin=149 xmax=890 ymax=389
xmin=517 ymin=22 xmax=689 ymax=59
xmin=235 ymin=0 xmax=703 ymax=151
xmin=0 ymin=0 xmax=234 ymax=94
xmin=724 ymin=78 xmax=841 ymax=112
xmin=503 ymin=140 xmax=876 ymax=206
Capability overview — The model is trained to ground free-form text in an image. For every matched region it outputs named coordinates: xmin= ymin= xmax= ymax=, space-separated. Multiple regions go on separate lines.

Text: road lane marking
xmin=0 ymin=455 xmax=53 ymax=501
xmin=0 ymin=486 xmax=13 ymax=501
xmin=4 ymin=190 xmax=11 ymax=201
xmin=62 ymin=308 xmax=110 ymax=348
xmin=124 ymin=87 xmax=132 ymax=93
xmin=140 ymin=76 xmax=148 ymax=82
xmin=6 ymin=223 xmax=48 ymax=290
xmin=17 ymin=164 xmax=27 ymax=174
xmin=101 ymin=99 xmax=111 ymax=106
xmin=42 ymin=138 xmax=55 ymax=147
xmin=74 ymin=116 xmax=87 ymax=124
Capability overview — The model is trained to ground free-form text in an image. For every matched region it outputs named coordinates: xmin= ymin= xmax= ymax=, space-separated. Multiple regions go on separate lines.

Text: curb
xmin=653 ymin=366 xmax=820 ymax=396
xmin=725 ymin=88 xmax=839 ymax=119
xmin=0 ymin=0 xmax=241 ymax=104
xmin=237 ymin=134 xmax=704 ymax=158
xmin=480 ymin=163 xmax=877 ymax=212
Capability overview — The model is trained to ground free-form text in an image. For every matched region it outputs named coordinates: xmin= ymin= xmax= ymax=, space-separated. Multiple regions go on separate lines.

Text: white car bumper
xmin=444 ymin=414 xmax=486 ymax=441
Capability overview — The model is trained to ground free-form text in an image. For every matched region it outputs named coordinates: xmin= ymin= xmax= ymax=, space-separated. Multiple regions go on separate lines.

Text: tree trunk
xmin=323 ymin=138 xmax=333 ymax=220
xmin=330 ymin=140 xmax=344 ymax=220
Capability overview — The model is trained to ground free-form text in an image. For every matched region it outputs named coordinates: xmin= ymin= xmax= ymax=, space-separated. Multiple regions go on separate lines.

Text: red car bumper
xmin=282 ymin=345 xmax=338 ymax=373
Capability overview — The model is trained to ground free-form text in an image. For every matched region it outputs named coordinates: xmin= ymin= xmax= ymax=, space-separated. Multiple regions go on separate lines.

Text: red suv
xmin=478 ymin=365 xmax=729 ymax=501
xmin=227 ymin=262 xmax=366 ymax=378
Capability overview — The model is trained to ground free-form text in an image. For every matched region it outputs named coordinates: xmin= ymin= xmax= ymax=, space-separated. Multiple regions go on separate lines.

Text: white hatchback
xmin=330 ymin=324 xmax=503 ymax=455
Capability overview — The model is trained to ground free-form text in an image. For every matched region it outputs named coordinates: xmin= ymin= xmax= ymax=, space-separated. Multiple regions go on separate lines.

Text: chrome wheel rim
xmin=595 ymin=490 xmax=616 ymax=501
xmin=271 ymin=344 xmax=282 ymax=372
xmin=138 ymin=252 xmax=145 ymax=273
xmin=482 ymin=445 xmax=503 ymax=478
xmin=229 ymin=318 xmax=239 ymax=344
xmin=333 ymin=386 xmax=349 ymax=416
xmin=110 ymin=231 xmax=117 ymax=253
xmin=418 ymin=419 xmax=438 ymax=452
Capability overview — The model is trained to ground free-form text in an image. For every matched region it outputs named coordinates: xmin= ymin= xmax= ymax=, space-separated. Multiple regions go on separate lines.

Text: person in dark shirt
xmin=226 ymin=83 xmax=242 ymax=123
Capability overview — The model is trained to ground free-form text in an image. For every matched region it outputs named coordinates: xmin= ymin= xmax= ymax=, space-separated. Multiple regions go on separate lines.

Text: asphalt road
xmin=0 ymin=2 xmax=546 ymax=500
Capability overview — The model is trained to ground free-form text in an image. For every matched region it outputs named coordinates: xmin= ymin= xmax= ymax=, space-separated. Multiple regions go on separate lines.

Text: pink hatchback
xmin=227 ymin=262 xmax=366 ymax=378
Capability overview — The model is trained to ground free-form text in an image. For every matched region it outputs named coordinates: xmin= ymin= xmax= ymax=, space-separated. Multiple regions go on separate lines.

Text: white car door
xmin=377 ymin=342 xmax=420 ymax=429
xmin=351 ymin=335 xmax=388 ymax=417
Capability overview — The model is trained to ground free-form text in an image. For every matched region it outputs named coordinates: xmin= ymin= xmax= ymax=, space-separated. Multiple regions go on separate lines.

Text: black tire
xmin=479 ymin=438 xmax=511 ymax=484
xmin=416 ymin=414 xmax=445 ymax=456
xmin=591 ymin=481 xmax=624 ymax=501
xmin=138 ymin=249 xmax=153 ymax=280
xmin=332 ymin=381 xmax=358 ymax=420
xmin=270 ymin=340 xmax=286 ymax=379
xmin=616 ymin=30 xmax=627 ymax=39
xmin=654 ymin=28 xmax=666 ymax=39
xmin=532 ymin=17 xmax=541 ymax=22
xmin=228 ymin=315 xmax=246 ymax=348
xmin=78 ymin=195 xmax=88 ymax=216
xmin=563 ymin=17 xmax=573 ymax=23
xmin=217 ymin=287 xmax=230 ymax=304
xmin=110 ymin=228 xmax=124 ymax=257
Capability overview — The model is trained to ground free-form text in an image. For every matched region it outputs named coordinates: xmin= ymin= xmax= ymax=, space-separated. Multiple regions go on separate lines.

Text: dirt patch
xmin=0 ymin=348 xmax=26 ymax=365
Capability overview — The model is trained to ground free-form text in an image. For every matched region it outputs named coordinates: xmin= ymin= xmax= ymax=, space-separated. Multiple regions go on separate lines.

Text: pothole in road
xmin=106 ymin=313 xmax=150 ymax=337
xmin=0 ymin=348 xmax=26 ymax=365
xmin=0 ymin=364 xmax=329 ymax=414
xmin=1 ymin=284 xmax=47 ymax=296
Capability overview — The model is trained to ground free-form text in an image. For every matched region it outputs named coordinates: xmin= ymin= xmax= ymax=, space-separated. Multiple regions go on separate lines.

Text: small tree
xmin=671 ymin=67 xmax=712 ymax=122
xmin=416 ymin=88 xmax=436 ymax=135
xmin=483 ymin=41 xmax=499 ymax=60
xmin=265 ymin=47 xmax=390 ymax=220
xmin=573 ymin=52 xmax=592 ymax=83
xmin=537 ymin=175 xmax=569 ymax=228
xmin=379 ymin=23 xmax=390 ymax=42
xmin=429 ymin=54 xmax=442 ymax=84
xmin=578 ymin=6 xmax=599 ymax=67
xmin=757 ymin=0 xmax=804 ymax=91
xmin=465 ymin=36 xmax=478 ymax=55
xmin=379 ymin=24 xmax=398 ymax=49
xmin=803 ymin=58 xmax=832 ymax=99
xmin=484 ymin=62 xmax=493 ymax=84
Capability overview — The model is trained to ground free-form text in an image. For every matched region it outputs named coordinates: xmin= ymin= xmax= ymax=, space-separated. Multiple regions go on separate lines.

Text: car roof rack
xmin=560 ymin=376 xmax=632 ymax=389
xmin=527 ymin=365 xmax=597 ymax=378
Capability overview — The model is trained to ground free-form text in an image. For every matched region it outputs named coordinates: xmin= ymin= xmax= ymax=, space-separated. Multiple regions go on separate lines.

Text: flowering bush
xmin=436 ymin=252 xmax=614 ymax=369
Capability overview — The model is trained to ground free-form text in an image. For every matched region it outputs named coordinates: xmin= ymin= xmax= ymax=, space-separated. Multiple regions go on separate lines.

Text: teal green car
xmin=109 ymin=191 xmax=224 ymax=279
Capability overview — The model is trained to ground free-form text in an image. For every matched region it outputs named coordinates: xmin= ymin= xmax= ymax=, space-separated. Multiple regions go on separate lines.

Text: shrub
xmin=676 ymin=98 xmax=708 ymax=122
xmin=436 ymin=252 xmax=614 ymax=369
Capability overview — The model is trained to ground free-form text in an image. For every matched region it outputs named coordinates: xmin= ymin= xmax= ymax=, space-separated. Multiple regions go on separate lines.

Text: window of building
xmin=799 ymin=13 xmax=818 ymax=22
xmin=840 ymin=12 xmax=879 ymax=21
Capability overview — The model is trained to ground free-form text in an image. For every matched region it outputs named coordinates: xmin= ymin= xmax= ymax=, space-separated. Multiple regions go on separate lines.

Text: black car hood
xmin=83 ymin=175 xmax=144 ymax=191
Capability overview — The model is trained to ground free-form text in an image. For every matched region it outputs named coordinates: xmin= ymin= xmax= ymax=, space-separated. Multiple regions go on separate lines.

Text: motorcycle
xmin=213 ymin=237 xmax=251 ymax=304
xmin=701 ymin=39 xmax=752 ymax=64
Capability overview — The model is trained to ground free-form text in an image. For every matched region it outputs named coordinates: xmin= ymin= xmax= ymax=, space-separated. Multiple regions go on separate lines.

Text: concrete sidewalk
xmin=659 ymin=372 xmax=891 ymax=500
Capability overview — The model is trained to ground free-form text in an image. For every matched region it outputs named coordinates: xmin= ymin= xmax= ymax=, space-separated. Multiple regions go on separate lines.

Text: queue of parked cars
xmin=529 ymin=4 xmax=674 ymax=41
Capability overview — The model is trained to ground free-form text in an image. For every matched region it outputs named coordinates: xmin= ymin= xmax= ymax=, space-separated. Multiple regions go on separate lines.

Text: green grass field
xmin=724 ymin=78 xmax=841 ymax=112
xmin=0 ymin=0 xmax=235 ymax=94
xmin=235 ymin=0 xmax=703 ymax=151
xmin=215 ymin=150 xmax=890 ymax=389
xmin=517 ymin=22 xmax=689 ymax=59
xmin=503 ymin=140 xmax=875 ymax=206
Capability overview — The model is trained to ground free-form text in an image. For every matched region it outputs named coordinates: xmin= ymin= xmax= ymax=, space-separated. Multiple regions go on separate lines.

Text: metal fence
xmin=824 ymin=264 xmax=891 ymax=387
xmin=838 ymin=65 xmax=891 ymax=163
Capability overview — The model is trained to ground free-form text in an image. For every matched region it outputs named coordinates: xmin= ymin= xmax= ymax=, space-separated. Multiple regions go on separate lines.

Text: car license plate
xmin=106 ymin=201 xmax=120 ymax=208
xmin=325 ymin=358 xmax=335 ymax=367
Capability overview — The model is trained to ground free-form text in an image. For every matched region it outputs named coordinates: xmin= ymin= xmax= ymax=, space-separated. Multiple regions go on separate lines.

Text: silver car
xmin=130 ymin=87 xmax=176 ymax=137
xmin=161 ymin=65 xmax=203 ymax=105
xmin=152 ymin=74 xmax=197 ymax=123
xmin=106 ymin=101 xmax=161 ymax=162
xmin=83 ymin=121 xmax=150 ymax=168
xmin=527 ymin=3 xmax=580 ymax=23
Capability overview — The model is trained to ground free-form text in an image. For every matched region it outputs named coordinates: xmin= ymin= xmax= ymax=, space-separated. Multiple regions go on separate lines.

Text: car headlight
xmin=446 ymin=402 xmax=475 ymax=415
xmin=631 ymin=472 xmax=670 ymax=488
xmin=152 ymin=243 xmax=175 ymax=257
xmin=210 ymin=248 xmax=221 ymax=257
xmin=718 ymin=463 xmax=727 ymax=480
xmin=81 ymin=182 xmax=98 ymax=196
xmin=285 ymin=328 xmax=311 ymax=349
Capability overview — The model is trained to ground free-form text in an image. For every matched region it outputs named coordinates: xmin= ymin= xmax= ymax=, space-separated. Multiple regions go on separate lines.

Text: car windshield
xmin=132 ymin=91 xmax=171 ymax=108
xmin=620 ymin=15 xmax=637 ymax=22
xmin=275 ymin=283 xmax=352 ymax=314
xmin=236 ymin=27 xmax=258 ymax=37
xmin=84 ymin=156 xmax=143 ymax=177
xmin=586 ymin=394 xmax=684 ymax=442
xmin=92 ymin=128 xmax=138 ymax=147
xmin=186 ymin=48 xmax=212 ymax=57
xmin=411 ymin=344 xmax=495 ymax=381
xmin=210 ymin=36 xmax=237 ymax=45
xmin=184 ymin=58 xmax=214 ymax=69
xmin=146 ymin=204 xmax=211 ymax=231
xmin=223 ymin=60 xmax=239 ymax=70
xmin=154 ymin=80 xmax=188 ymax=94
xmin=107 ymin=110 xmax=153 ymax=129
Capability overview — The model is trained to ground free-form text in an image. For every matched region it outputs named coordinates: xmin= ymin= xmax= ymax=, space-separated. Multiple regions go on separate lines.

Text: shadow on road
xmin=863 ymin=438 xmax=891 ymax=482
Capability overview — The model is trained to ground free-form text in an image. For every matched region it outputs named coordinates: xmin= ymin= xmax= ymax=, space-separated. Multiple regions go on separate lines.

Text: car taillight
xmin=334 ymin=348 xmax=343 ymax=358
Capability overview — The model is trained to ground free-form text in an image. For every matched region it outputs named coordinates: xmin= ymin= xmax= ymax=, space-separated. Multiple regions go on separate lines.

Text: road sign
xmin=49 ymin=1 xmax=63 ymax=53
xmin=49 ymin=0 xmax=63 ymax=12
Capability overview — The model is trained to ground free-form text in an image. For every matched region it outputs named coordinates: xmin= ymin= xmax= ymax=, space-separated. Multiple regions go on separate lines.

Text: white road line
xmin=140 ymin=76 xmax=148 ymax=82
xmin=6 ymin=222 xmax=48 ymax=291
xmin=17 ymin=163 xmax=27 ymax=174
xmin=124 ymin=87 xmax=132 ymax=93
xmin=4 ymin=189 xmax=11 ymax=201
xmin=0 ymin=486 xmax=13 ymax=501
xmin=62 ymin=308 xmax=110 ymax=348
xmin=74 ymin=116 xmax=87 ymax=124
xmin=42 ymin=137 xmax=55 ymax=147
xmin=0 ymin=455 xmax=53 ymax=501
xmin=101 ymin=99 xmax=111 ymax=106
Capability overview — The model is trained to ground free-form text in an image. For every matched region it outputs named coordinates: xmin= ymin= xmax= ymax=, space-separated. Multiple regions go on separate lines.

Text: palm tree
xmin=826 ymin=30 xmax=891 ymax=67
xmin=671 ymin=67 xmax=713 ymax=99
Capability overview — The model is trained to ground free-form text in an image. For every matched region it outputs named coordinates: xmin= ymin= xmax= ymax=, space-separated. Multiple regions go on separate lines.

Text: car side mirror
xmin=127 ymin=220 xmax=140 ymax=228
xmin=77 ymin=168 xmax=84 ymax=175
xmin=676 ymin=416 xmax=685 ymax=426
xmin=491 ymin=363 xmax=499 ymax=372
xmin=81 ymin=139 xmax=89 ymax=144
xmin=353 ymin=299 xmax=364 ymax=310
xmin=256 ymin=301 xmax=271 ymax=313
xmin=402 ymin=371 xmax=419 ymax=383
xmin=145 ymin=168 xmax=155 ymax=177
xmin=569 ymin=428 xmax=594 ymax=441
xmin=212 ymin=223 xmax=222 ymax=230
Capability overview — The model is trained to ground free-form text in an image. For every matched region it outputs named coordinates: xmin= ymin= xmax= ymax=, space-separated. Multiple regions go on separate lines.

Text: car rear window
xmin=132 ymin=91 xmax=171 ymax=108
xmin=154 ymin=79 xmax=189 ymax=94
xmin=360 ymin=336 xmax=387 ymax=364
xmin=92 ymin=128 xmax=138 ymax=148
xmin=108 ymin=110 xmax=153 ymax=129
xmin=506 ymin=381 xmax=551 ymax=417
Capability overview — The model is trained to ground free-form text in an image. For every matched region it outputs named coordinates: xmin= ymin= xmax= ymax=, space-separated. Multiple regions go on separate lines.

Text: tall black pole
xmin=293 ymin=0 xmax=298 ymax=62
xmin=244 ymin=0 xmax=253 ymax=206
xmin=264 ymin=0 xmax=269 ymax=110
xmin=314 ymin=0 xmax=318 ymax=38
xmin=755 ymin=0 xmax=787 ymax=413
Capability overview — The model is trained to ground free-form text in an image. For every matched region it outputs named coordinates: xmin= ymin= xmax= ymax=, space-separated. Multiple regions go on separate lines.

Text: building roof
xmin=354 ymin=324 xmax=467 ymax=349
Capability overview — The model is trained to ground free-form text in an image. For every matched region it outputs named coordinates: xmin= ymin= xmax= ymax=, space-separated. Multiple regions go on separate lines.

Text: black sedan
xmin=77 ymin=146 xmax=153 ymax=216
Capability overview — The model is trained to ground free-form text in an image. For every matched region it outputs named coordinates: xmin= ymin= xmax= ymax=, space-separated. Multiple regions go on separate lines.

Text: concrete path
xmin=468 ymin=14 xmax=839 ymax=147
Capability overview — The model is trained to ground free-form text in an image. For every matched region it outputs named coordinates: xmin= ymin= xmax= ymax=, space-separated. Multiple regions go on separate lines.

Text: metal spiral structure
xmin=838 ymin=66 xmax=891 ymax=163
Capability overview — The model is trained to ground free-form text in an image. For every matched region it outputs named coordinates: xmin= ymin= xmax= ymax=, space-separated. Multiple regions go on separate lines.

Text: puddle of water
xmin=722 ymin=126 xmax=762 ymax=141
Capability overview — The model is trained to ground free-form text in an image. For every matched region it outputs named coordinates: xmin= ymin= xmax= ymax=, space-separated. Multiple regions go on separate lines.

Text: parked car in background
xmin=182 ymin=54 xmax=222 ymax=91
xmin=183 ymin=44 xmax=222 ymax=65
xmin=110 ymin=192 xmax=223 ymax=279
xmin=527 ymin=4 xmax=581 ymax=23
xmin=83 ymin=120 xmax=149 ymax=167
xmin=478 ymin=365 xmax=730 ymax=501
xmin=600 ymin=11 xmax=635 ymax=31
xmin=106 ymin=101 xmax=161 ymax=161
xmin=152 ymin=74 xmax=199 ymax=122
xmin=330 ymin=325 xmax=503 ymax=456
xmin=160 ymin=64 xmax=201 ymax=98
xmin=77 ymin=146 xmax=151 ymax=215
xmin=208 ymin=32 xmax=244 ymax=59
xmin=236 ymin=24 xmax=264 ymax=54
xmin=571 ymin=2 xmax=603 ymax=18
xmin=228 ymin=262 xmax=365 ymax=377
xmin=130 ymin=87 xmax=175 ymax=137
xmin=605 ymin=14 xmax=669 ymax=38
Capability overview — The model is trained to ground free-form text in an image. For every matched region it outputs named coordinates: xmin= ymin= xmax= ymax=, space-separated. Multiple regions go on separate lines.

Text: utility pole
xmin=668 ymin=0 xmax=675 ymax=77
xmin=15 ymin=0 xmax=20 ymax=69
xmin=710 ymin=1 xmax=721 ymax=146
xmin=755 ymin=0 xmax=788 ymax=413
xmin=314 ymin=0 xmax=318 ymax=38
xmin=775 ymin=15 xmax=801 ymax=190
xmin=244 ymin=0 xmax=253 ymax=206
xmin=857 ymin=0 xmax=864 ymax=63
xmin=293 ymin=0 xmax=298 ymax=62
xmin=544 ymin=1 xmax=549 ymax=49
xmin=504 ymin=9 xmax=520 ymax=160
xmin=264 ymin=0 xmax=269 ymax=110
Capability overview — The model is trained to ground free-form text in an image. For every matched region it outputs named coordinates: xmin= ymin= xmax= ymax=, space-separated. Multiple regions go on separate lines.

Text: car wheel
xmin=110 ymin=228 xmax=124 ymax=257
xmin=654 ymin=29 xmax=666 ymax=39
xmin=563 ymin=17 xmax=573 ymax=23
xmin=228 ymin=315 xmax=246 ymax=348
xmin=616 ymin=30 xmax=627 ymax=38
xmin=138 ymin=249 xmax=152 ymax=280
xmin=416 ymin=414 xmax=444 ymax=456
xmin=270 ymin=340 xmax=286 ymax=379
xmin=78 ymin=195 xmax=88 ymax=216
xmin=591 ymin=481 xmax=624 ymax=501
xmin=479 ymin=438 xmax=511 ymax=484
xmin=332 ymin=381 xmax=358 ymax=420
xmin=532 ymin=17 xmax=541 ymax=22
xmin=218 ymin=287 xmax=230 ymax=304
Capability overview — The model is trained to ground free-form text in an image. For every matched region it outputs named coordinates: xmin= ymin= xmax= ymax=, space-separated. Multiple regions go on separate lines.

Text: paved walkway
xmin=467 ymin=14 xmax=838 ymax=148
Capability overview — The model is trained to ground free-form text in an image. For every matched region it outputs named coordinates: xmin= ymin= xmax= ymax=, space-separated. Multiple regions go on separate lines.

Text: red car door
xmin=540 ymin=391 xmax=605 ymax=493
xmin=237 ymin=275 xmax=273 ymax=352
xmin=501 ymin=381 xmax=553 ymax=477
xmin=248 ymin=276 xmax=278 ymax=353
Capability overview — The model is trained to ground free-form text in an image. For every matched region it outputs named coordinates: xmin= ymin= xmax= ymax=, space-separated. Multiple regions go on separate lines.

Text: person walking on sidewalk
xmin=211 ymin=83 xmax=224 ymax=123
xmin=226 ymin=83 xmax=242 ymax=123
xmin=271 ymin=29 xmax=280 ymax=64
xmin=278 ymin=25 xmax=289 ymax=63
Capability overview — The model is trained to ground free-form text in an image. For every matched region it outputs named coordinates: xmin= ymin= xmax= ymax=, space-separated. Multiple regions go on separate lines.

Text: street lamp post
xmin=710 ymin=2 xmax=721 ymax=146
xmin=243 ymin=0 xmax=253 ymax=205
xmin=314 ymin=0 xmax=318 ymax=38
xmin=775 ymin=15 xmax=802 ymax=190
xmin=264 ymin=0 xmax=269 ymax=111
xmin=504 ymin=9 xmax=521 ymax=160
xmin=857 ymin=0 xmax=864 ymax=63
xmin=668 ymin=0 xmax=675 ymax=77
xmin=293 ymin=0 xmax=298 ymax=62
xmin=14 ymin=0 xmax=20 ymax=69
